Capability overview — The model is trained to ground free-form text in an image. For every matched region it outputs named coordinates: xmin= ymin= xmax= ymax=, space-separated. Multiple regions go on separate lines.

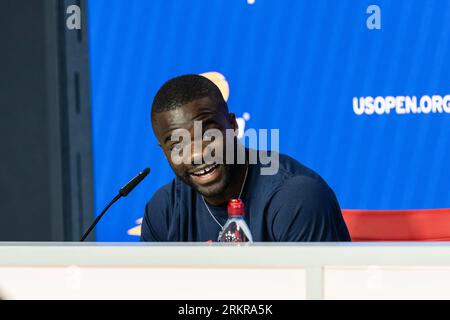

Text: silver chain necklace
xmin=201 ymin=163 xmax=249 ymax=230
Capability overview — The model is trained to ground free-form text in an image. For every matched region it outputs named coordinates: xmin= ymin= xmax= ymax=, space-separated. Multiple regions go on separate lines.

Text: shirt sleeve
xmin=140 ymin=186 xmax=171 ymax=242
xmin=269 ymin=176 xmax=351 ymax=242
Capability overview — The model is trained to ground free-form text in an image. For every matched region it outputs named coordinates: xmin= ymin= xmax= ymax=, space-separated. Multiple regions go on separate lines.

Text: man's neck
xmin=203 ymin=163 xmax=248 ymax=206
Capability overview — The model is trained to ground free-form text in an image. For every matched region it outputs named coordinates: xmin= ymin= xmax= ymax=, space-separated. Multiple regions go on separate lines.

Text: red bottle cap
xmin=227 ymin=199 xmax=245 ymax=217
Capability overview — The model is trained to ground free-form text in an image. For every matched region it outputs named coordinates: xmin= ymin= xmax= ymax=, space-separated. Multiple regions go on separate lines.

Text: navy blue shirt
xmin=140 ymin=152 xmax=351 ymax=242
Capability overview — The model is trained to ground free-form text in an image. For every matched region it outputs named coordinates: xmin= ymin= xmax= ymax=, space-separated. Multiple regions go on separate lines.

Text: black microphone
xmin=80 ymin=167 xmax=150 ymax=241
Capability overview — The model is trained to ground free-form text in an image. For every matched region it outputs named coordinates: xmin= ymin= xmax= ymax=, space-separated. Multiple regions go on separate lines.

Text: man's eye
xmin=204 ymin=130 xmax=217 ymax=139
xmin=170 ymin=144 xmax=185 ymax=152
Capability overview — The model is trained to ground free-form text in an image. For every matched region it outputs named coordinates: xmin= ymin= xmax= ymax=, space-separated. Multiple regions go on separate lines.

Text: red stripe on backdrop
xmin=342 ymin=209 xmax=450 ymax=241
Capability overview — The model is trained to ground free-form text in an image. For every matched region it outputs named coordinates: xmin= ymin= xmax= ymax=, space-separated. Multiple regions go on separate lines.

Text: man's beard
xmin=178 ymin=163 xmax=231 ymax=198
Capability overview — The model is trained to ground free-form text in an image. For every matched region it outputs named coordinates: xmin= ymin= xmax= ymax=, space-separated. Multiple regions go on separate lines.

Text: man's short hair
xmin=151 ymin=74 xmax=228 ymax=120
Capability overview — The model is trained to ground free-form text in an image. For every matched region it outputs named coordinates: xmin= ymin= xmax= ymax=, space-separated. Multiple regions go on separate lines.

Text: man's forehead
xmin=156 ymin=100 xmax=217 ymax=126
xmin=153 ymin=97 xmax=224 ymax=140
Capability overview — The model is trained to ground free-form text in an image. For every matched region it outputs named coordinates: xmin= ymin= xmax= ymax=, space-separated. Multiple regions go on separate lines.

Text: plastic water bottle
xmin=218 ymin=199 xmax=253 ymax=243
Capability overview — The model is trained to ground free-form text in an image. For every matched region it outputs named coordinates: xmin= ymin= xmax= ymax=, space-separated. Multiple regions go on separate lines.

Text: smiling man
xmin=140 ymin=74 xmax=351 ymax=242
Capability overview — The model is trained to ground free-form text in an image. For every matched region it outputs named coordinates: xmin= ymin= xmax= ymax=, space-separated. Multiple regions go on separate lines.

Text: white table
xmin=1 ymin=242 xmax=450 ymax=300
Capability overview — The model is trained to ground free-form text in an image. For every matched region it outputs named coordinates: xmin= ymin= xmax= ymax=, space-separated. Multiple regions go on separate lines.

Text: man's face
xmin=152 ymin=96 xmax=238 ymax=197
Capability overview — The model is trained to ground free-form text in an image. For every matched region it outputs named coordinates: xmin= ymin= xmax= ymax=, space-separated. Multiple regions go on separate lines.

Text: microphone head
xmin=119 ymin=167 xmax=150 ymax=197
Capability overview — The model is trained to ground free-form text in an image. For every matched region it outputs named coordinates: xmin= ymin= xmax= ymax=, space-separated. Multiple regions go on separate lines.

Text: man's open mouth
xmin=189 ymin=163 xmax=219 ymax=177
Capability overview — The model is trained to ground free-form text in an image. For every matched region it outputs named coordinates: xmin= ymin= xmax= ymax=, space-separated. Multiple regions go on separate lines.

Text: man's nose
xmin=190 ymin=140 xmax=208 ymax=165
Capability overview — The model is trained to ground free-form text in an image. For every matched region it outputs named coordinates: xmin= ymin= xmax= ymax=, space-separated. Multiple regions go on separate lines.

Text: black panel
xmin=0 ymin=0 xmax=93 ymax=241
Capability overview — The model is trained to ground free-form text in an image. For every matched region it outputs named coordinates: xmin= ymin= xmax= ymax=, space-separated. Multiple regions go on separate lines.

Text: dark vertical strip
xmin=76 ymin=0 xmax=82 ymax=43
xmin=76 ymin=152 xmax=84 ymax=237
xmin=57 ymin=0 xmax=72 ymax=241
xmin=75 ymin=72 xmax=80 ymax=114
xmin=80 ymin=0 xmax=95 ymax=240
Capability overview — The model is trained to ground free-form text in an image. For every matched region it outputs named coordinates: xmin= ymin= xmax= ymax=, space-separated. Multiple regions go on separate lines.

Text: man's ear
xmin=229 ymin=113 xmax=238 ymax=131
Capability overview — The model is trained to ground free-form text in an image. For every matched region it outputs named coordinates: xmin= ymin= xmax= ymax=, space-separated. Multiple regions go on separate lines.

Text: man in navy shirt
xmin=141 ymin=74 xmax=350 ymax=242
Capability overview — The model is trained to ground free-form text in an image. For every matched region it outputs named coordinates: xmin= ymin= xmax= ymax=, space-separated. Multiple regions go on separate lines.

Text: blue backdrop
xmin=88 ymin=0 xmax=450 ymax=241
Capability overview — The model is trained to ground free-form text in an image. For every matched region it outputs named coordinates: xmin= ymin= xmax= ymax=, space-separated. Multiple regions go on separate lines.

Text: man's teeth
xmin=191 ymin=164 xmax=218 ymax=176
